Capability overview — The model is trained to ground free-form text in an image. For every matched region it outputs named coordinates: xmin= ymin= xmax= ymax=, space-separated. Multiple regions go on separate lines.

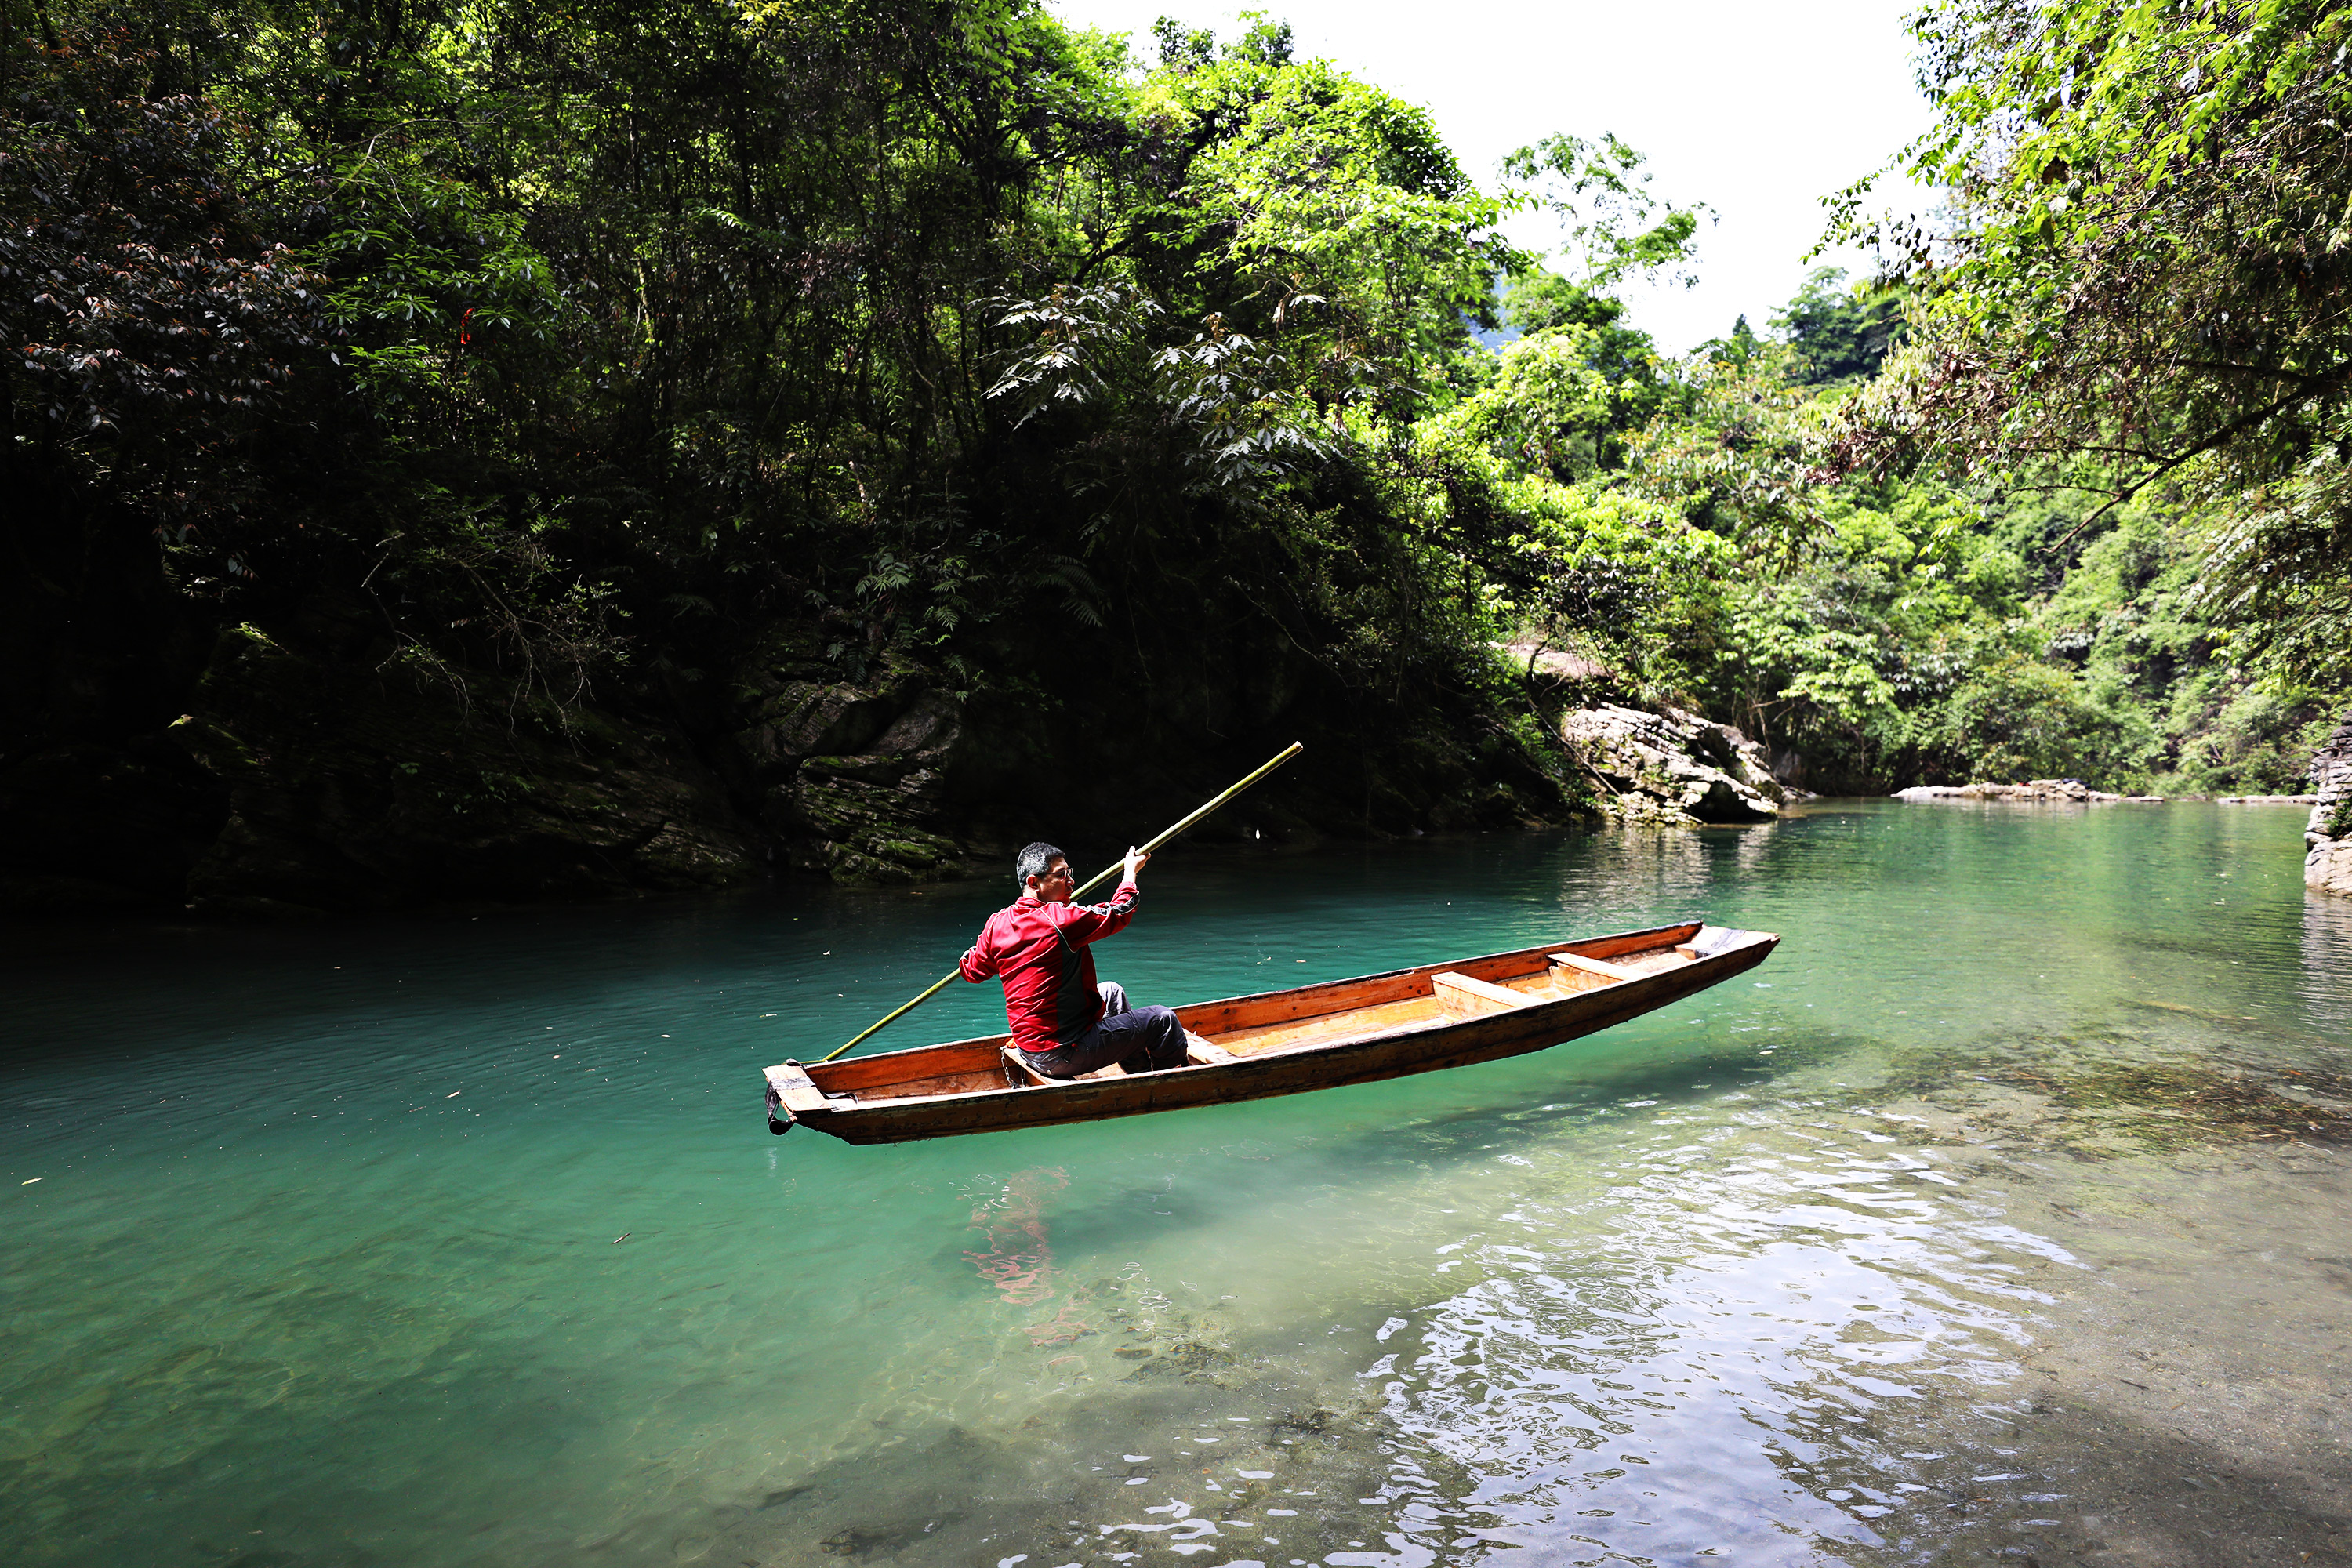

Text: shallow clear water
xmin=5 ymin=802 xmax=2350 ymax=1568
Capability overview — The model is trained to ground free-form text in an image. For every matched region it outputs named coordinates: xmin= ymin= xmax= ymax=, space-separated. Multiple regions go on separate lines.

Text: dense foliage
xmin=1829 ymin=0 xmax=2352 ymax=695
xmin=2 ymin=0 xmax=2340 ymax=903
xmin=2 ymin=2 xmax=1563 ymax=830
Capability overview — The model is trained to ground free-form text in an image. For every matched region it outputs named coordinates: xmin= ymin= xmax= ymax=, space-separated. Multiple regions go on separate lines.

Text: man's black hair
xmin=1014 ymin=842 xmax=1065 ymax=891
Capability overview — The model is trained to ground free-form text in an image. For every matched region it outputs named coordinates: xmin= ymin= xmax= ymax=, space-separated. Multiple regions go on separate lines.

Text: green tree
xmin=1770 ymin=267 xmax=1904 ymax=383
xmin=1495 ymin=271 xmax=1675 ymax=462
xmin=1693 ymin=314 xmax=1761 ymax=370
xmin=1499 ymin=132 xmax=1711 ymax=292
xmin=1828 ymin=0 xmax=2352 ymax=691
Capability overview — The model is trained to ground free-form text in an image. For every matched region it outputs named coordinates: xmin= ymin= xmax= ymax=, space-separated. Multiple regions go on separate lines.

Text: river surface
xmin=5 ymin=801 xmax=2350 ymax=1568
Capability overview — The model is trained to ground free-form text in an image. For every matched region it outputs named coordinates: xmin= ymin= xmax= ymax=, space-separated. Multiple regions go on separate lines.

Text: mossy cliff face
xmin=730 ymin=628 xmax=969 ymax=885
xmin=724 ymin=620 xmax=1579 ymax=887
xmin=0 ymin=610 xmax=1589 ymax=915
xmin=164 ymin=627 xmax=768 ymax=915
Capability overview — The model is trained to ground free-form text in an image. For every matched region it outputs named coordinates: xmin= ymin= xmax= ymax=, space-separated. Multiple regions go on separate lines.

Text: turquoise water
xmin=5 ymin=803 xmax=2348 ymax=1566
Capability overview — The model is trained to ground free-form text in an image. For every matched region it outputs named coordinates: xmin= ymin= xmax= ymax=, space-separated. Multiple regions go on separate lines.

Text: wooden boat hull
xmin=762 ymin=920 xmax=1777 ymax=1145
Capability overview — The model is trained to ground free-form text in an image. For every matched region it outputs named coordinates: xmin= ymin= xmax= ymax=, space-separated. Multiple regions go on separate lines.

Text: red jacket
xmin=960 ymin=881 xmax=1140 ymax=1049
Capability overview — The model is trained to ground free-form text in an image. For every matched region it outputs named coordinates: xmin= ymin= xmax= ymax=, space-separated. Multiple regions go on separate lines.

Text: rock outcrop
xmin=1895 ymin=779 xmax=2132 ymax=804
xmin=2308 ymin=712 xmax=2352 ymax=898
xmin=1559 ymin=704 xmax=1788 ymax=825
xmin=1499 ymin=641 xmax=1610 ymax=684
xmin=0 ymin=619 xmax=998 ymax=913
xmin=730 ymin=630 xmax=973 ymax=884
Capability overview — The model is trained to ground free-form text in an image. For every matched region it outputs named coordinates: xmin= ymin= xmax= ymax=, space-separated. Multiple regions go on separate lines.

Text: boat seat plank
xmin=1185 ymin=1032 xmax=1236 ymax=1065
xmin=1612 ymin=945 xmax=1693 ymax=975
xmin=1177 ymin=972 xmax=1429 ymax=1037
xmin=1548 ymin=951 xmax=1646 ymax=993
xmin=1171 ymin=943 xmax=1619 ymax=1037
xmin=1432 ymin=970 xmax=1530 ymax=1018
xmin=1558 ymin=924 xmax=1704 ymax=961
xmin=1549 ymin=950 xmax=1641 ymax=979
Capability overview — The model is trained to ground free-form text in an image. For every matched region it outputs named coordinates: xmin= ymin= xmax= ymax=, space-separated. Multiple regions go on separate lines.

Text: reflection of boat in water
xmin=762 ymin=920 xmax=1780 ymax=1145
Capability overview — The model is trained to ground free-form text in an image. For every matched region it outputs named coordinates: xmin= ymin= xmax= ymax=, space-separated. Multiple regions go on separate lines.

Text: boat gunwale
xmin=767 ymin=920 xmax=1768 ymax=1138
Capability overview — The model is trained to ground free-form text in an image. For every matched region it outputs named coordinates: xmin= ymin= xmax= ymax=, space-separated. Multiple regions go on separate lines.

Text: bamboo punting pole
xmin=815 ymin=742 xmax=1304 ymax=1064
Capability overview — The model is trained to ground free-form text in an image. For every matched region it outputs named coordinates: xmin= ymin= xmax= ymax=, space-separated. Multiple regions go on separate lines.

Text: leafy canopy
xmin=1828 ymin=0 xmax=2352 ymax=688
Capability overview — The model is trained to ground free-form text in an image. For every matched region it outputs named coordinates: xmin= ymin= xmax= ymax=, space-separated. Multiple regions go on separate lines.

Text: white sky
xmin=1047 ymin=0 xmax=1936 ymax=355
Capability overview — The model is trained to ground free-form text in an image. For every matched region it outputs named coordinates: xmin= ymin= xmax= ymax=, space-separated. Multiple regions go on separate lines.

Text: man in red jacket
xmin=959 ymin=840 xmax=1189 ymax=1077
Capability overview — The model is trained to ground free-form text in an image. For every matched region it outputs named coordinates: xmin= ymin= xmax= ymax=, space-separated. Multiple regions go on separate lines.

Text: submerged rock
xmin=2308 ymin=710 xmax=2352 ymax=898
xmin=1559 ymin=704 xmax=1788 ymax=826
xmin=1121 ymin=1338 xmax=1239 ymax=1384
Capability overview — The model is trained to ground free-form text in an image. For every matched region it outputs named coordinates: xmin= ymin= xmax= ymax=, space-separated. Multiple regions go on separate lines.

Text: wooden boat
xmin=761 ymin=919 xmax=1777 ymax=1144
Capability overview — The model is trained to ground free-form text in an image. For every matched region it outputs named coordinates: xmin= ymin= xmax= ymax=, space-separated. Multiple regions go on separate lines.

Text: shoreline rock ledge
xmin=2309 ymin=711 xmax=2352 ymax=898
xmin=1895 ymin=779 xmax=2136 ymax=804
xmin=1559 ymin=705 xmax=1790 ymax=825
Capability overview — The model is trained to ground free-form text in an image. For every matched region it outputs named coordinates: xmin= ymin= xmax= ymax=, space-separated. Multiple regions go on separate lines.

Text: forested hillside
xmin=3 ymin=0 xmax=2344 ymax=914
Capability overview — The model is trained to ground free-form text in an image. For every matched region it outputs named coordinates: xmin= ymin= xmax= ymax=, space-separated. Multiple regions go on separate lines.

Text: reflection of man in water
xmin=959 ymin=842 xmax=1187 ymax=1077
xmin=965 ymin=1167 xmax=1094 ymax=1346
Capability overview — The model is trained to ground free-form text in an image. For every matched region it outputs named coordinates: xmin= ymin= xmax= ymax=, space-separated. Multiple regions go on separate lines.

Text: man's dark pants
xmin=1021 ymin=983 xmax=1187 ymax=1077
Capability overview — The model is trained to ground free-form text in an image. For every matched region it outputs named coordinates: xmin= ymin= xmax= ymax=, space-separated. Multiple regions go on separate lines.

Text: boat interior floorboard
xmin=848 ymin=1069 xmax=1004 ymax=1102
xmin=1203 ymin=993 xmax=1448 ymax=1056
xmin=1498 ymin=971 xmax=1563 ymax=997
